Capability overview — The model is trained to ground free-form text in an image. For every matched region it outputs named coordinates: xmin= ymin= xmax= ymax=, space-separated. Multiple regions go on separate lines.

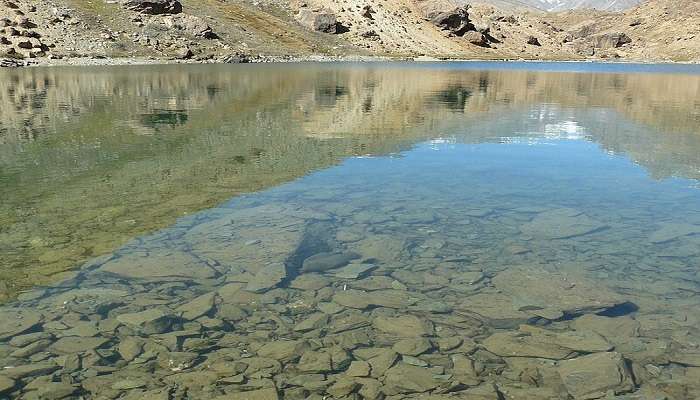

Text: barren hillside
xmin=0 ymin=0 xmax=699 ymax=65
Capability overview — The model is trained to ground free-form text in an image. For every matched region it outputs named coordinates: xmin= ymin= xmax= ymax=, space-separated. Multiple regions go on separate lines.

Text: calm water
xmin=1 ymin=63 xmax=700 ymax=399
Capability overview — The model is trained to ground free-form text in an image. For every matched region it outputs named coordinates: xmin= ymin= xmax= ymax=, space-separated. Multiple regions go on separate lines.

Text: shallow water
xmin=1 ymin=62 xmax=700 ymax=399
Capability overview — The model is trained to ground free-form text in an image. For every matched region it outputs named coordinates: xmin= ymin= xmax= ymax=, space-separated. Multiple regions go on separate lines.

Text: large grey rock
xmin=296 ymin=9 xmax=340 ymax=34
xmin=123 ymin=0 xmax=182 ymax=14
xmin=558 ymin=352 xmax=634 ymax=399
xmin=429 ymin=7 xmax=474 ymax=36
xmin=301 ymin=251 xmax=360 ymax=273
xmin=592 ymin=32 xmax=631 ymax=48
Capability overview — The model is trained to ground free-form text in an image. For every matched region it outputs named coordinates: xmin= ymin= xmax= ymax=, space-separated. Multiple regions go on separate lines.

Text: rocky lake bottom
xmin=1 ymin=63 xmax=700 ymax=400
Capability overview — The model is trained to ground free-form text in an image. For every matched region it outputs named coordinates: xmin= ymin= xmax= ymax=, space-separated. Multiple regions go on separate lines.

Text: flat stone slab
xmin=333 ymin=289 xmax=412 ymax=309
xmin=491 ymin=266 xmax=625 ymax=316
xmin=383 ymin=363 xmax=440 ymax=395
xmin=483 ymin=325 xmax=612 ymax=360
xmin=244 ymin=263 xmax=287 ymax=293
xmin=0 ymin=376 xmax=16 ymax=394
xmin=301 ymin=251 xmax=360 ymax=273
xmin=99 ymin=250 xmax=217 ymax=280
xmin=648 ymin=223 xmax=700 ymax=243
xmin=558 ymin=352 xmax=634 ymax=399
xmin=116 ymin=309 xmax=175 ymax=334
xmin=0 ymin=309 xmax=43 ymax=341
xmin=520 ymin=208 xmax=607 ymax=239
xmin=373 ymin=315 xmax=434 ymax=337
xmin=212 ymin=388 xmax=280 ymax=400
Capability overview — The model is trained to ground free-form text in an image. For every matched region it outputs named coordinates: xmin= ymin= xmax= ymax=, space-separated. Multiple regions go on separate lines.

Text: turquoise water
xmin=1 ymin=62 xmax=700 ymax=399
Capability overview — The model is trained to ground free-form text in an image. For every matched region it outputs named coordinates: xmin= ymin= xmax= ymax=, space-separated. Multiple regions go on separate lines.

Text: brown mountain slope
xmin=0 ymin=0 xmax=698 ymax=63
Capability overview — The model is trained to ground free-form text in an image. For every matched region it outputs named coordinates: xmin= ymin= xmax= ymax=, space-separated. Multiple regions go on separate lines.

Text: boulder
xmin=296 ymin=9 xmax=340 ymax=34
xmin=464 ymin=30 xmax=488 ymax=47
xmin=527 ymin=35 xmax=541 ymax=46
xmin=558 ymin=352 xmax=634 ymax=399
xmin=429 ymin=7 xmax=474 ymax=36
xmin=592 ymin=32 xmax=631 ymax=48
xmin=123 ymin=0 xmax=182 ymax=15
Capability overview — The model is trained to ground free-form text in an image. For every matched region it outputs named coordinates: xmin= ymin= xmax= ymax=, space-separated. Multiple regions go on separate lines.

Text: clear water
xmin=1 ymin=62 xmax=700 ymax=399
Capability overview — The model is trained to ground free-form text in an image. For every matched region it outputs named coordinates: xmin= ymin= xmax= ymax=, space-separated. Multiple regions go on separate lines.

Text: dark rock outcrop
xmin=123 ymin=0 xmax=183 ymax=15
xmin=429 ymin=7 xmax=475 ymax=37
xmin=527 ymin=35 xmax=541 ymax=46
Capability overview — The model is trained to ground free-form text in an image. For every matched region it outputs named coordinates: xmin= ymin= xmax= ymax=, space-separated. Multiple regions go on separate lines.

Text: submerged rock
xmin=383 ymin=363 xmax=440 ymax=394
xmin=116 ymin=309 xmax=176 ymax=334
xmin=245 ymin=263 xmax=287 ymax=293
xmin=520 ymin=208 xmax=607 ymax=239
xmin=99 ymin=251 xmax=217 ymax=280
xmin=373 ymin=315 xmax=434 ymax=337
xmin=213 ymin=388 xmax=279 ymax=400
xmin=0 ymin=376 xmax=16 ymax=394
xmin=491 ymin=266 xmax=625 ymax=317
xmin=558 ymin=352 xmax=634 ymax=399
xmin=301 ymin=251 xmax=360 ymax=273
xmin=333 ymin=289 xmax=412 ymax=309
xmin=0 ymin=308 xmax=43 ymax=341
xmin=648 ymin=222 xmax=700 ymax=243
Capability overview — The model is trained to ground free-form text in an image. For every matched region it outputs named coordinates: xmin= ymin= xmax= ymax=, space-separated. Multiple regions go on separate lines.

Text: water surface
xmin=1 ymin=62 xmax=700 ymax=399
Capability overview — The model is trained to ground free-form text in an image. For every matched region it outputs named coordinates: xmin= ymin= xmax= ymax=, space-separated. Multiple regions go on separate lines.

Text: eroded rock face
xmin=122 ymin=0 xmax=183 ymax=15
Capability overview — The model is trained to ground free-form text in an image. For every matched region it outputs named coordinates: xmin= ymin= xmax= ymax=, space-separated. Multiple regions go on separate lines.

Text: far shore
xmin=2 ymin=54 xmax=700 ymax=69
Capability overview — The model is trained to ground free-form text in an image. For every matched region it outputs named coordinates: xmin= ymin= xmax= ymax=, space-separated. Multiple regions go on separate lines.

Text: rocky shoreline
xmin=2 ymin=0 xmax=699 ymax=69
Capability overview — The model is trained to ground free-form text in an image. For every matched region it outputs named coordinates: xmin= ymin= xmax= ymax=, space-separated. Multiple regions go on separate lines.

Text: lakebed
xmin=1 ymin=62 xmax=700 ymax=399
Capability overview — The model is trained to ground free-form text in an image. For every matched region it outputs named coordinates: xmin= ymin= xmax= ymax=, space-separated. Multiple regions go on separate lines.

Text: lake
xmin=0 ymin=62 xmax=699 ymax=399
